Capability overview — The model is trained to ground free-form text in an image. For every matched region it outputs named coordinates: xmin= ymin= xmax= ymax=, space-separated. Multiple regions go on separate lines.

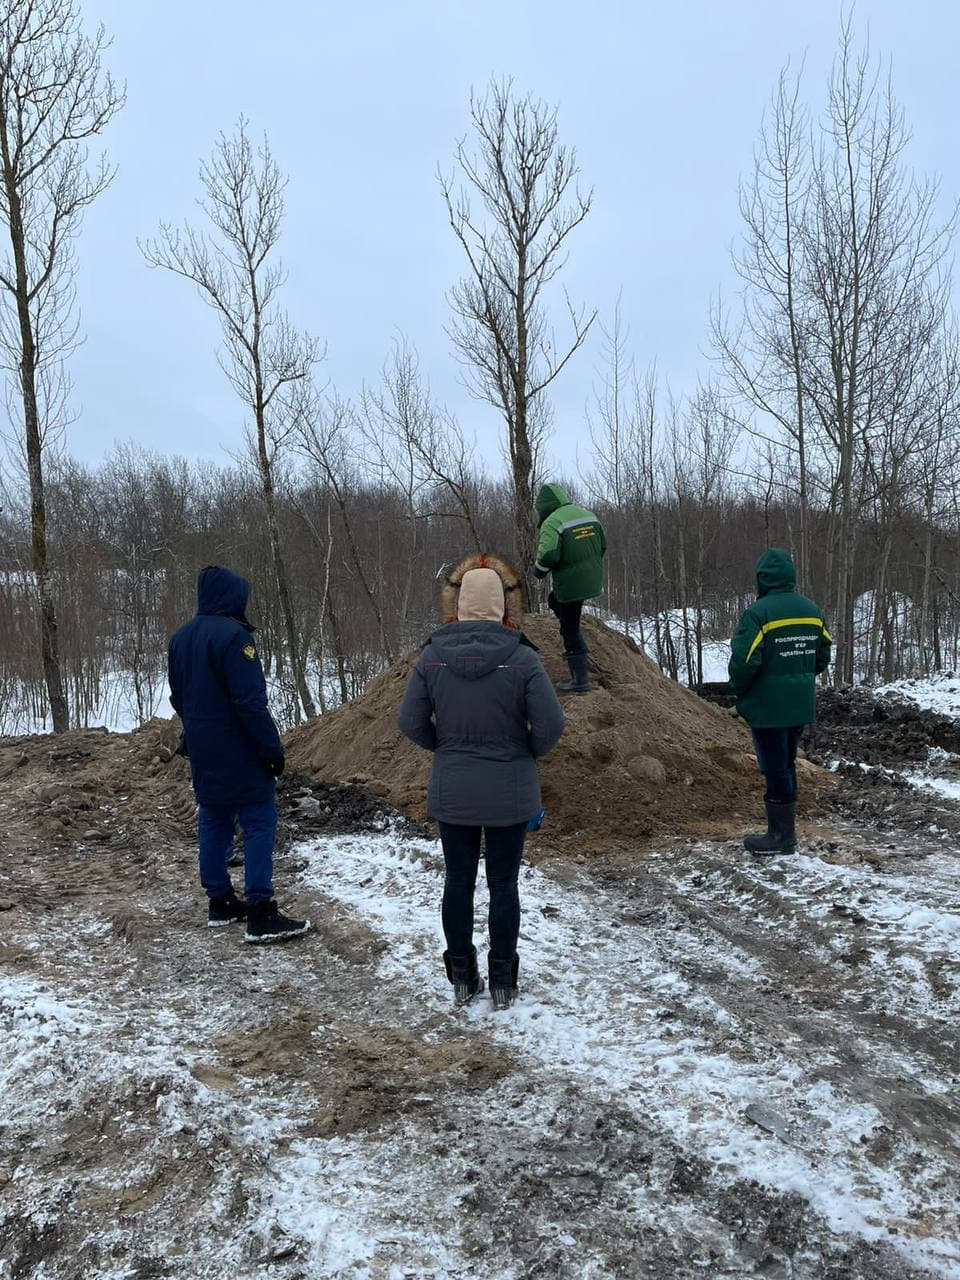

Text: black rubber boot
xmin=244 ymin=899 xmax=311 ymax=944
xmin=743 ymin=801 xmax=797 ymax=855
xmin=488 ymin=953 xmax=519 ymax=1010
xmin=443 ymin=947 xmax=484 ymax=1005
xmin=556 ymin=651 xmax=592 ymax=694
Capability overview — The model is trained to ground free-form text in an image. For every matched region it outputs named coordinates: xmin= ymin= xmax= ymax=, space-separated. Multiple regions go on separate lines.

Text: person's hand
xmin=265 ymin=755 xmax=285 ymax=778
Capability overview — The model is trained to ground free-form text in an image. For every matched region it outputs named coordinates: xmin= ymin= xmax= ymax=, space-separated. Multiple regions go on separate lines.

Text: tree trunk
xmin=256 ymin=435 xmax=316 ymax=721
xmin=3 ymin=176 xmax=68 ymax=731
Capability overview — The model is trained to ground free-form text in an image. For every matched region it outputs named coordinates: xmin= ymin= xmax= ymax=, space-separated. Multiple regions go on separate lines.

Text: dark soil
xmin=809 ymin=686 xmax=960 ymax=767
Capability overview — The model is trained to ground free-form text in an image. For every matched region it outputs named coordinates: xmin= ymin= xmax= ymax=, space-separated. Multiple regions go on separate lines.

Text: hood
xmin=439 ymin=552 xmax=525 ymax=628
xmin=535 ymin=483 xmax=570 ymax=526
xmin=755 ymin=548 xmax=796 ymax=597
xmin=197 ymin=565 xmax=251 ymax=622
xmin=428 ymin=620 xmax=522 ymax=680
xmin=457 ymin=568 xmax=505 ymax=623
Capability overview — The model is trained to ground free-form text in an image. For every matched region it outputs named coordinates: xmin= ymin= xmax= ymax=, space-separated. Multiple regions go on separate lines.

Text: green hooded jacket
xmin=728 ymin=548 xmax=831 ymax=728
xmin=533 ymin=483 xmax=606 ymax=603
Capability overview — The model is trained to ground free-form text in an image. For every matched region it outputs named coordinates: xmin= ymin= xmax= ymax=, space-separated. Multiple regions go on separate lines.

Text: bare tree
xmin=142 ymin=120 xmax=321 ymax=720
xmin=0 ymin=0 xmax=122 ymax=731
xmin=292 ymin=387 xmax=395 ymax=663
xmin=712 ymin=62 xmax=811 ymax=580
xmin=441 ymin=79 xmax=595 ymax=577
xmin=361 ymin=340 xmax=484 ymax=554
xmin=718 ymin=16 xmax=955 ymax=683
xmin=799 ymin=22 xmax=954 ymax=681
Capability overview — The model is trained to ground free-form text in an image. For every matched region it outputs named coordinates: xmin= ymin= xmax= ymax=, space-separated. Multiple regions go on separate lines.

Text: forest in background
xmin=2 ymin=5 xmax=960 ymax=732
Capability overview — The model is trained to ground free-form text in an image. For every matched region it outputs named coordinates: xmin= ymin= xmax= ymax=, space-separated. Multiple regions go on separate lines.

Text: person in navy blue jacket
xmin=168 ymin=566 xmax=310 ymax=943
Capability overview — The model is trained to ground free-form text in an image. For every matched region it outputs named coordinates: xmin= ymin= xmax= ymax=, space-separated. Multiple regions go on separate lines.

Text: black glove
xmin=265 ymin=755 xmax=285 ymax=778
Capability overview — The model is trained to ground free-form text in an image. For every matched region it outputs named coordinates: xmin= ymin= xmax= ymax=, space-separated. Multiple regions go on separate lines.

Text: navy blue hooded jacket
xmin=168 ymin=566 xmax=284 ymax=807
xmin=397 ymin=621 xmax=565 ymax=826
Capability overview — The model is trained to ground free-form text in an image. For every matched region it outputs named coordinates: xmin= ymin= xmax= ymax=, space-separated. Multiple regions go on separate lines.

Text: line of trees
xmin=1 ymin=4 xmax=959 ymax=733
xmin=5 ymin=375 xmax=960 ymax=732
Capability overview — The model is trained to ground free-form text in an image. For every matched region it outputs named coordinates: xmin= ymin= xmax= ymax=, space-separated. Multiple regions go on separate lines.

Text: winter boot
xmin=743 ymin=801 xmax=797 ymax=855
xmin=556 ymin=651 xmax=592 ymax=694
xmin=243 ymin=899 xmax=311 ymax=944
xmin=488 ymin=953 xmax=519 ymax=1010
xmin=443 ymin=947 xmax=484 ymax=1006
xmin=207 ymin=889 xmax=246 ymax=928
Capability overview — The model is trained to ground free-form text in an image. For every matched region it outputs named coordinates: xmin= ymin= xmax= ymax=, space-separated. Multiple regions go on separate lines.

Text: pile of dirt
xmin=0 ymin=719 xmax=197 ymax=856
xmin=286 ymin=614 xmax=803 ymax=848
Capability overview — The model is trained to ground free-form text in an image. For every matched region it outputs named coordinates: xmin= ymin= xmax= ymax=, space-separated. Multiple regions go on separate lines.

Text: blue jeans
xmin=751 ymin=727 xmax=803 ymax=804
xmin=198 ymin=799 xmax=276 ymax=904
xmin=438 ymin=822 xmax=527 ymax=962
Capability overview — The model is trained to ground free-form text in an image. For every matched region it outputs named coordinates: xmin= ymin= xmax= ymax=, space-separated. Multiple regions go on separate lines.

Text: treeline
xmin=2 ymin=6 xmax=960 ymax=732
xmin=3 ymin=420 xmax=960 ymax=732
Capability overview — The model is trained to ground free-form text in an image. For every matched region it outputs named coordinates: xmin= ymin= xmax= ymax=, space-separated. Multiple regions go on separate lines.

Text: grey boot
xmin=443 ymin=947 xmax=484 ymax=1005
xmin=556 ymin=651 xmax=592 ymax=694
xmin=488 ymin=953 xmax=519 ymax=1010
xmin=743 ymin=800 xmax=797 ymax=855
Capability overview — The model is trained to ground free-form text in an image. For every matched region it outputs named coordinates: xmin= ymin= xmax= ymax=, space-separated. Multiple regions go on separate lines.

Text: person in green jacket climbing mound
xmin=729 ymin=548 xmax=831 ymax=855
xmin=533 ymin=483 xmax=607 ymax=694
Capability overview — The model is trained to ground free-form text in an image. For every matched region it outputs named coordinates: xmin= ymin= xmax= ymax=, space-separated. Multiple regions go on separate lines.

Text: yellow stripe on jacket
xmin=745 ymin=617 xmax=830 ymax=662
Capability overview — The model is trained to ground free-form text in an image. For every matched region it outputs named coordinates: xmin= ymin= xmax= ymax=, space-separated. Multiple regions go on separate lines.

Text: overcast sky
xmin=50 ymin=1 xmax=960 ymax=478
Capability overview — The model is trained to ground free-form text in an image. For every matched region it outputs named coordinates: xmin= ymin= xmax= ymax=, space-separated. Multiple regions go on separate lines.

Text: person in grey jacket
xmin=398 ymin=558 xmax=565 ymax=1009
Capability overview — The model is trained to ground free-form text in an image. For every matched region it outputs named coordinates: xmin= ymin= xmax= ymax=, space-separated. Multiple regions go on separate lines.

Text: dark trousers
xmin=198 ymin=799 xmax=275 ymax=904
xmin=751 ymin=727 xmax=803 ymax=804
xmin=548 ymin=592 xmax=586 ymax=656
xmin=437 ymin=822 xmax=527 ymax=962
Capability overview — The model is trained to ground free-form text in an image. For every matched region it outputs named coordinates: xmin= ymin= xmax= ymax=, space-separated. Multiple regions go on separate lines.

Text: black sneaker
xmin=207 ymin=890 xmax=246 ymax=928
xmin=244 ymin=899 xmax=310 ymax=945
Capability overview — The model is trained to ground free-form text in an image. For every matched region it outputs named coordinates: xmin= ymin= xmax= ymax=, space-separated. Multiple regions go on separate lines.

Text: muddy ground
xmin=1 ymin=688 xmax=959 ymax=1278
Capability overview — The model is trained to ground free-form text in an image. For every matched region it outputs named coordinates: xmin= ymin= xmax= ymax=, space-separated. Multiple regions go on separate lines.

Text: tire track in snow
xmin=299 ymin=832 xmax=960 ymax=1279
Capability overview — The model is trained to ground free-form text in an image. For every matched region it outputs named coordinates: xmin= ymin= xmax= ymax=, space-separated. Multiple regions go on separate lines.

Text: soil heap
xmin=286 ymin=614 xmax=781 ymax=849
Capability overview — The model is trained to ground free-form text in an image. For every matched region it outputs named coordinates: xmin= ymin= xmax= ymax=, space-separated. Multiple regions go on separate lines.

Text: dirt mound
xmin=286 ymin=614 xmax=786 ymax=848
xmin=0 ymin=719 xmax=197 ymax=856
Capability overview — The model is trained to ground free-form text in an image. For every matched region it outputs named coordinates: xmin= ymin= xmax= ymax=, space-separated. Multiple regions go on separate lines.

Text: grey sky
xmin=60 ymin=0 xmax=958 ymax=478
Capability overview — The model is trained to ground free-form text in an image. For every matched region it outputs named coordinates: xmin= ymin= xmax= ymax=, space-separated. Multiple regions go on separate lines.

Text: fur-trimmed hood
xmin=439 ymin=553 xmax=525 ymax=627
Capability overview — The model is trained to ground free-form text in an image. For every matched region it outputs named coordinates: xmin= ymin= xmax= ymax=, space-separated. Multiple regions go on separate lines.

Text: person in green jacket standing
xmin=729 ymin=548 xmax=831 ymax=854
xmin=532 ymin=483 xmax=607 ymax=694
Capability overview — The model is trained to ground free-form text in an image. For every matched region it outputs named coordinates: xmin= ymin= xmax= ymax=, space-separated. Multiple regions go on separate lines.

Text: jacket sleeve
xmin=167 ymin=636 xmax=182 ymax=718
xmin=525 ymin=658 xmax=565 ymax=757
xmin=728 ymin=606 xmax=765 ymax=696
xmin=397 ymin=660 xmax=436 ymax=752
xmin=534 ymin=513 xmax=562 ymax=579
xmin=221 ymin=633 xmax=284 ymax=764
xmin=816 ymin=614 xmax=832 ymax=675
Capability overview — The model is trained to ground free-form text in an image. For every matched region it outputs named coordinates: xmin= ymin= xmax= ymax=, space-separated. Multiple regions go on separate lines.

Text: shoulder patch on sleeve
xmin=242 ymin=644 xmax=257 ymax=661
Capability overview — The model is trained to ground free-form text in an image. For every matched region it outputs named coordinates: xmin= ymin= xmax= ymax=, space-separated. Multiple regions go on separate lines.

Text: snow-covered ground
xmin=3 ymin=816 xmax=959 ymax=1278
xmin=876 ymin=674 xmax=960 ymax=720
xmin=589 ymin=607 xmax=732 ymax=684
